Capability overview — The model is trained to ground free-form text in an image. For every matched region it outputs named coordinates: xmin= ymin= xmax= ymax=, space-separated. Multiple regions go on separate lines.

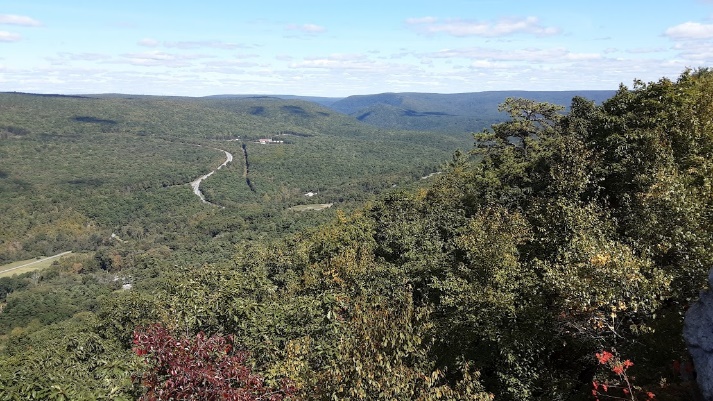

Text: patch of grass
xmin=289 ymin=203 xmax=334 ymax=212
xmin=0 ymin=251 xmax=71 ymax=278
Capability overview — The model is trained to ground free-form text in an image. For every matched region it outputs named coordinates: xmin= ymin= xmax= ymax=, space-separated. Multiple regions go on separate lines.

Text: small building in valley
xmin=257 ymin=138 xmax=284 ymax=144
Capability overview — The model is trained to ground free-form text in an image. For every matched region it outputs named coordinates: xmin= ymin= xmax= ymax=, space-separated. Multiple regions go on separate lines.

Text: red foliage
xmin=596 ymin=351 xmax=613 ymax=364
xmin=132 ymin=324 xmax=293 ymax=401
xmin=591 ymin=350 xmax=654 ymax=401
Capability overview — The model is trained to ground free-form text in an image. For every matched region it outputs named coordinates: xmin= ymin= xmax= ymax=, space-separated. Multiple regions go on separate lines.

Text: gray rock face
xmin=684 ymin=268 xmax=713 ymax=400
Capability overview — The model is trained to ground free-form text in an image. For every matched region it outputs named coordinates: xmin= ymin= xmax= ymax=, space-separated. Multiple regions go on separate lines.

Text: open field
xmin=289 ymin=203 xmax=334 ymax=212
xmin=0 ymin=251 xmax=72 ymax=278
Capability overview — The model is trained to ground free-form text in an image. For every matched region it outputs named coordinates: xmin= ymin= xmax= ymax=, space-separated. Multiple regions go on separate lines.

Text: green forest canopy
xmin=0 ymin=94 xmax=469 ymax=267
xmin=0 ymin=69 xmax=711 ymax=400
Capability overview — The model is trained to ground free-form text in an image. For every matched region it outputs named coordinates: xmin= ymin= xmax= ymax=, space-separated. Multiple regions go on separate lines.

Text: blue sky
xmin=1 ymin=0 xmax=713 ymax=96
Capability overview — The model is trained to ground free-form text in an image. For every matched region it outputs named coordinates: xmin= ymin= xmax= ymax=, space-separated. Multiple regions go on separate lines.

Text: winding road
xmin=189 ymin=147 xmax=233 ymax=207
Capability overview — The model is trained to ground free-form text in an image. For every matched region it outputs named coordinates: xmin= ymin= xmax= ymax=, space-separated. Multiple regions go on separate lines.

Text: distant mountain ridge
xmin=206 ymin=90 xmax=616 ymax=133
xmin=30 ymin=90 xmax=618 ymax=134
xmin=204 ymin=94 xmax=341 ymax=108
xmin=327 ymin=90 xmax=616 ymax=133
xmin=328 ymin=91 xmax=615 ymax=114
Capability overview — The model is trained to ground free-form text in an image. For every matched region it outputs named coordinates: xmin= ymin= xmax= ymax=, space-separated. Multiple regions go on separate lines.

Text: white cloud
xmin=422 ymin=46 xmax=599 ymax=63
xmin=672 ymin=41 xmax=713 ymax=61
xmin=305 ymin=53 xmax=367 ymax=62
xmin=138 ymin=38 xmax=160 ymax=47
xmin=665 ymin=22 xmax=713 ymax=39
xmin=49 ymin=52 xmax=112 ymax=64
xmin=200 ymin=59 xmax=261 ymax=74
xmin=165 ymin=40 xmax=244 ymax=49
xmin=138 ymin=38 xmax=245 ymax=49
xmin=405 ymin=16 xmax=437 ymax=24
xmin=203 ymin=59 xmax=260 ymax=68
xmin=0 ymin=55 xmax=694 ymax=97
xmin=470 ymin=60 xmax=506 ymax=69
xmin=0 ymin=31 xmax=21 ymax=42
xmin=120 ymin=51 xmax=210 ymax=67
xmin=627 ymin=47 xmax=667 ymax=54
xmin=389 ymin=50 xmax=411 ymax=59
xmin=286 ymin=23 xmax=326 ymax=34
xmin=0 ymin=14 xmax=42 ymax=27
xmin=289 ymin=53 xmax=416 ymax=75
xmin=292 ymin=58 xmax=375 ymax=70
xmin=563 ymin=52 xmax=601 ymax=61
xmin=406 ymin=16 xmax=560 ymax=37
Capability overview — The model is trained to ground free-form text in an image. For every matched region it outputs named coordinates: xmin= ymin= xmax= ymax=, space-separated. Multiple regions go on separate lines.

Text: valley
xmin=0 ymin=75 xmax=711 ymax=399
xmin=1 ymin=91 xmax=489 ymax=275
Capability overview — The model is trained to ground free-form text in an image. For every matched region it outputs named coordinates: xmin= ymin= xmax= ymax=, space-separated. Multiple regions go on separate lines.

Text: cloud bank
xmin=406 ymin=16 xmax=560 ymax=37
xmin=665 ymin=22 xmax=713 ymax=39
xmin=0 ymin=31 xmax=21 ymax=42
xmin=0 ymin=14 xmax=42 ymax=27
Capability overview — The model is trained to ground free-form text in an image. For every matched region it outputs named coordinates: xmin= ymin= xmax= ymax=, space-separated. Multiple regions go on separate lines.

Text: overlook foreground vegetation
xmin=0 ymin=69 xmax=712 ymax=400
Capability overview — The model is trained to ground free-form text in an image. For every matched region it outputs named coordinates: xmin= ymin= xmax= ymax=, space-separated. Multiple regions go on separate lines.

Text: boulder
xmin=684 ymin=268 xmax=713 ymax=400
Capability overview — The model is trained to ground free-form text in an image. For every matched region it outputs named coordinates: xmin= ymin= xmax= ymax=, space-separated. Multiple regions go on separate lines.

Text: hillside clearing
xmin=289 ymin=203 xmax=334 ymax=212
xmin=0 ymin=251 xmax=72 ymax=278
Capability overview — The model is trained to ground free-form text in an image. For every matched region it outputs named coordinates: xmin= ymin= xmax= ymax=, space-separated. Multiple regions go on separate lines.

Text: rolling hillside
xmin=201 ymin=90 xmax=616 ymax=135
xmin=328 ymin=90 xmax=616 ymax=133
xmin=0 ymin=92 xmax=471 ymax=266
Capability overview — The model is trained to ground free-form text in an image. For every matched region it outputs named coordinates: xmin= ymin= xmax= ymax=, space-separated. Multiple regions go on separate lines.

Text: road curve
xmin=190 ymin=147 xmax=233 ymax=206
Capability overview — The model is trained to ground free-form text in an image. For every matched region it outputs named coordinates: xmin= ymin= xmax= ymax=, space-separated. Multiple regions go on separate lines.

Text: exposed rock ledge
xmin=684 ymin=268 xmax=713 ymax=400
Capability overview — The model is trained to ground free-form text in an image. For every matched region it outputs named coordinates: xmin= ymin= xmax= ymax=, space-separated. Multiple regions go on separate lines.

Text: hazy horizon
xmin=0 ymin=88 xmax=617 ymax=99
xmin=1 ymin=88 xmax=618 ymax=99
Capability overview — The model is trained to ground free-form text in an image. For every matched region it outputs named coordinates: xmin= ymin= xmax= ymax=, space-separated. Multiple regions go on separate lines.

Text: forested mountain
xmin=0 ymin=70 xmax=711 ymax=400
xmin=328 ymin=90 xmax=615 ymax=133
xmin=204 ymin=94 xmax=342 ymax=108
xmin=207 ymin=90 xmax=616 ymax=134
xmin=0 ymin=93 xmax=467 ymax=266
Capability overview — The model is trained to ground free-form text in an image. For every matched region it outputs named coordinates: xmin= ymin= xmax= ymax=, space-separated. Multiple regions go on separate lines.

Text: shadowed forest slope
xmin=329 ymin=90 xmax=615 ymax=133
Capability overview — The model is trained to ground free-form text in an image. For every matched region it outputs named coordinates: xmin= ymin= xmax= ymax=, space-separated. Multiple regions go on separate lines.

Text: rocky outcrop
xmin=684 ymin=268 xmax=713 ymax=400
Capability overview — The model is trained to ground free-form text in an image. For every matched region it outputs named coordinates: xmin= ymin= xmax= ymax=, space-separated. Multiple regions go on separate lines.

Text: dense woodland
xmin=0 ymin=93 xmax=468 ymax=265
xmin=0 ymin=69 xmax=711 ymax=400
